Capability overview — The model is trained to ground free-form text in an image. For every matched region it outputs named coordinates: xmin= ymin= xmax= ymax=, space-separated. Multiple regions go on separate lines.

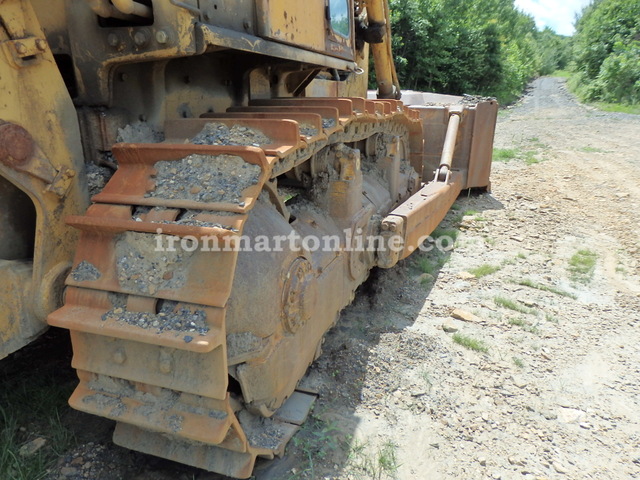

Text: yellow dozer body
xmin=0 ymin=0 xmax=497 ymax=477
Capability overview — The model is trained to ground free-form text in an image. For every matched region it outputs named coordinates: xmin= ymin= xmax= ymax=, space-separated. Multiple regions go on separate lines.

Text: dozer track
xmin=48 ymin=97 xmax=427 ymax=478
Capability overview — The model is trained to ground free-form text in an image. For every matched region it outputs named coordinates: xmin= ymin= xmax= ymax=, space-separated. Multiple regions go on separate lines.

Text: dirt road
xmin=17 ymin=77 xmax=640 ymax=480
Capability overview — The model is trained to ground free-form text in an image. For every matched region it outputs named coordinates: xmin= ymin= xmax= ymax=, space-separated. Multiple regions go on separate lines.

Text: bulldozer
xmin=0 ymin=0 xmax=497 ymax=477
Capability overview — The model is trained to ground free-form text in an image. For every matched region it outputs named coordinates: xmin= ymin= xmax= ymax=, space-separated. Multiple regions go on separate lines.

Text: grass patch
xmin=508 ymin=317 xmax=539 ymax=334
xmin=494 ymin=296 xmax=537 ymax=315
xmin=0 ymin=332 xmax=77 ymax=480
xmin=493 ymin=147 xmax=542 ymax=165
xmin=568 ymin=249 xmax=597 ymax=283
xmin=545 ymin=313 xmax=559 ymax=323
xmin=377 ymin=441 xmax=400 ymax=478
xmin=512 ymin=357 xmax=525 ymax=368
xmin=412 ymin=225 xmax=458 ymax=282
xmin=432 ymin=228 xmax=459 ymax=242
xmin=493 ymin=148 xmax=517 ymax=162
xmin=508 ymin=317 xmax=527 ymax=327
xmin=484 ymin=236 xmax=497 ymax=246
xmin=468 ymin=264 xmax=501 ymax=278
xmin=419 ymin=368 xmax=433 ymax=391
xmin=523 ymin=151 xmax=540 ymax=165
xmin=515 ymin=278 xmax=577 ymax=299
xmin=463 ymin=210 xmax=479 ymax=216
xmin=0 ymin=372 xmax=75 ymax=480
xmin=291 ymin=413 xmax=342 ymax=478
xmin=580 ymin=146 xmax=605 ymax=153
xmin=591 ymin=102 xmax=640 ymax=115
xmin=416 ymin=255 xmax=447 ymax=276
xmin=452 ymin=333 xmax=489 ymax=353
xmin=528 ymin=137 xmax=547 ymax=149
xmin=551 ymin=70 xmax=572 ymax=79
xmin=348 ymin=439 xmax=400 ymax=480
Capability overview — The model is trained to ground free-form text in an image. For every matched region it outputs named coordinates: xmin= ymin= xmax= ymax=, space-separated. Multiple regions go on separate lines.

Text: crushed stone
xmin=190 ymin=122 xmax=271 ymax=147
xmin=116 ymin=122 xmax=164 ymax=143
xmin=322 ymin=118 xmax=337 ymax=129
xmin=298 ymin=123 xmax=318 ymax=137
xmin=101 ymin=300 xmax=209 ymax=336
xmin=132 ymin=207 xmax=239 ymax=232
xmin=114 ymin=231 xmax=190 ymax=295
xmin=461 ymin=93 xmax=496 ymax=105
xmin=70 ymin=261 xmax=101 ymax=282
xmin=147 ymin=153 xmax=261 ymax=205
xmin=86 ymin=164 xmax=114 ymax=197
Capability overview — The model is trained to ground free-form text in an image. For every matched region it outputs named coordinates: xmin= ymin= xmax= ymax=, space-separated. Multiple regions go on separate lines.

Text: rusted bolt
xmin=159 ymin=359 xmax=172 ymax=374
xmin=158 ymin=351 xmax=173 ymax=374
xmin=14 ymin=42 xmax=27 ymax=55
xmin=107 ymin=33 xmax=121 ymax=48
xmin=381 ymin=220 xmax=397 ymax=232
xmin=133 ymin=30 xmax=149 ymax=47
xmin=0 ymin=123 xmax=34 ymax=167
xmin=112 ymin=349 xmax=127 ymax=364
xmin=155 ymin=30 xmax=169 ymax=44
xmin=35 ymin=39 xmax=48 ymax=51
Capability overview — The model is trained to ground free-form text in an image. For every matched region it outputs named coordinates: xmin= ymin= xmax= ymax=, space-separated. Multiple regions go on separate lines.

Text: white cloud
xmin=515 ymin=0 xmax=592 ymax=36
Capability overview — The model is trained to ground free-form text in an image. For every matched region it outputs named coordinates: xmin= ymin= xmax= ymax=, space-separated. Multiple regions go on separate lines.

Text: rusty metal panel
xmin=467 ymin=100 xmax=499 ymax=189
xmin=256 ymin=0 xmax=327 ymax=52
xmin=255 ymin=0 xmax=354 ymax=60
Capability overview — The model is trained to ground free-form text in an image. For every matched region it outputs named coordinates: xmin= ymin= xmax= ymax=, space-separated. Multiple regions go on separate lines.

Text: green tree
xmin=571 ymin=0 xmax=640 ymax=104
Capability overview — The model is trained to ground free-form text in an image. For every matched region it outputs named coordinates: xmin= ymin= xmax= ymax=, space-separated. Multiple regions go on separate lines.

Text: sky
xmin=514 ymin=0 xmax=592 ymax=36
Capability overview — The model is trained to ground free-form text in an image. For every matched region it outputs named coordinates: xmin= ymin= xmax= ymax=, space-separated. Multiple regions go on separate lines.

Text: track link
xmin=48 ymin=97 xmax=422 ymax=478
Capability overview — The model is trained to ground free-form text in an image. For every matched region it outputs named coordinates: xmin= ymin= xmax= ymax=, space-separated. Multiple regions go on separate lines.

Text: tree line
xmin=383 ymin=0 xmax=639 ymax=106
xmin=382 ymin=0 xmax=570 ymax=103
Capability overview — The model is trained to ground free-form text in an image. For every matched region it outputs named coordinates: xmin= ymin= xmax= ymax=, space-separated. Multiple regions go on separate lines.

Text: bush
xmin=571 ymin=0 xmax=640 ymax=105
xmin=595 ymin=42 xmax=640 ymax=104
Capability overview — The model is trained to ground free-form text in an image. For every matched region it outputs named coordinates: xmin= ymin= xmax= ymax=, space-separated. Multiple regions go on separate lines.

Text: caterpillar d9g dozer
xmin=0 ymin=0 xmax=497 ymax=477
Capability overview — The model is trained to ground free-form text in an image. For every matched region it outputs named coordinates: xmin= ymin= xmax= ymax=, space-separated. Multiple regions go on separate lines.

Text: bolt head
xmin=107 ymin=33 xmax=120 ymax=47
xmin=155 ymin=30 xmax=169 ymax=44
xmin=14 ymin=42 xmax=27 ymax=55
xmin=36 ymin=39 xmax=47 ymax=51
xmin=112 ymin=350 xmax=127 ymax=364
xmin=133 ymin=30 xmax=149 ymax=47
xmin=159 ymin=360 xmax=172 ymax=374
